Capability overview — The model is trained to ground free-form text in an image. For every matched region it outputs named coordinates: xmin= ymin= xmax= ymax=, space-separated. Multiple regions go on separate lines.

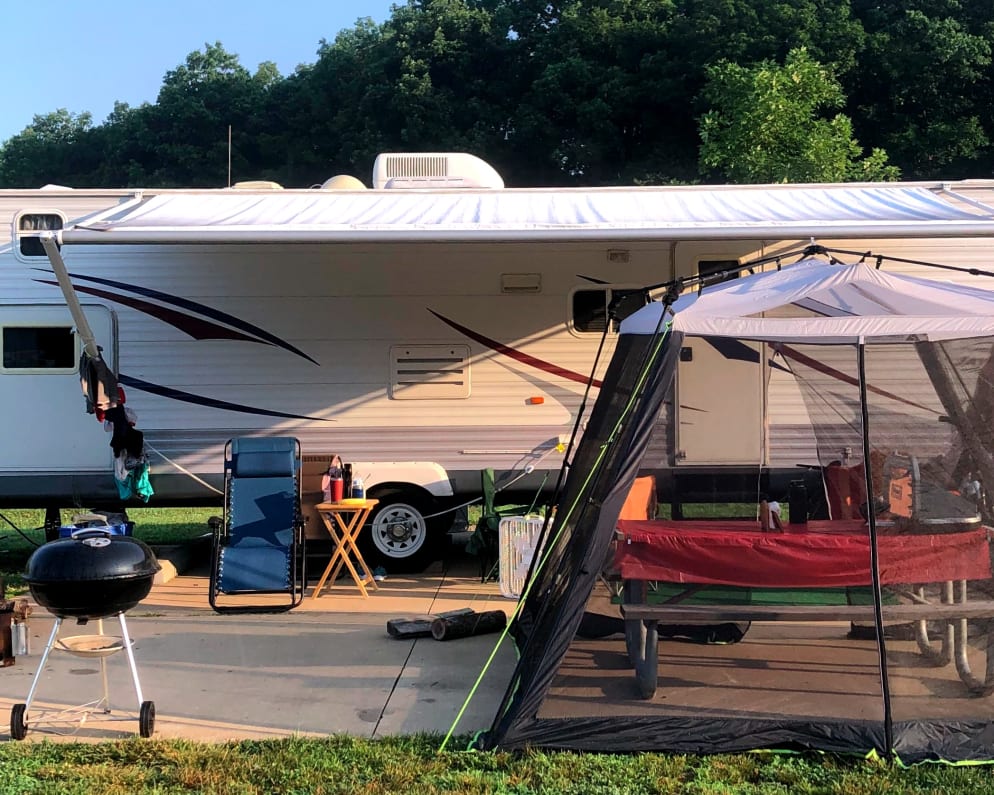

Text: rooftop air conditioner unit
xmin=372 ymin=152 xmax=504 ymax=190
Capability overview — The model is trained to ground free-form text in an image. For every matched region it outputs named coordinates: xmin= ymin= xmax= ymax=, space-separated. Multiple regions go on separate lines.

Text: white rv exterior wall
xmin=4 ymin=183 xmax=994 ymax=509
xmin=1 ymin=192 xmax=675 ymax=504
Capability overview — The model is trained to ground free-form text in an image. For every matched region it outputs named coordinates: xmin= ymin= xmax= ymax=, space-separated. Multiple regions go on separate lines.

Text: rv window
xmin=2 ymin=326 xmax=75 ymax=370
xmin=697 ymin=259 xmax=741 ymax=287
xmin=572 ymin=288 xmax=646 ymax=333
xmin=573 ymin=290 xmax=610 ymax=332
xmin=16 ymin=213 xmax=64 ymax=257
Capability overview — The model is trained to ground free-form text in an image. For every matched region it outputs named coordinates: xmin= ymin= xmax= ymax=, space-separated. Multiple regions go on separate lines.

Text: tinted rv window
xmin=572 ymin=288 xmax=647 ymax=333
xmin=573 ymin=289 xmax=609 ymax=332
xmin=697 ymin=259 xmax=741 ymax=287
xmin=17 ymin=213 xmax=64 ymax=257
xmin=2 ymin=326 xmax=75 ymax=369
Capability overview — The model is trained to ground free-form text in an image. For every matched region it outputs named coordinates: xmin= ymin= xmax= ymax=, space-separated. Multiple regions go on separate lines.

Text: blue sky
xmin=0 ymin=0 xmax=398 ymax=143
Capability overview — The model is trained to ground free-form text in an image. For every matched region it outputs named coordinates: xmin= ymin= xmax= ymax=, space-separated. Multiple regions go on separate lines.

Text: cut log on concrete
xmin=431 ymin=609 xmax=507 ymax=641
xmin=387 ymin=608 xmax=475 ymax=639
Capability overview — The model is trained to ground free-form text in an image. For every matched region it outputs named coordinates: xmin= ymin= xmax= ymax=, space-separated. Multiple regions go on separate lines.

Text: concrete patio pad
xmin=0 ymin=555 xmax=520 ymax=744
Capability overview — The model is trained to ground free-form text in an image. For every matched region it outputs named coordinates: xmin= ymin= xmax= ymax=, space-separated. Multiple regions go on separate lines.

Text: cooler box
xmin=59 ymin=513 xmax=134 ymax=538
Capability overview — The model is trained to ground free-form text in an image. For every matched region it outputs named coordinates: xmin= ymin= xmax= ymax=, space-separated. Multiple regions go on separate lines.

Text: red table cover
xmin=615 ymin=520 xmax=993 ymax=588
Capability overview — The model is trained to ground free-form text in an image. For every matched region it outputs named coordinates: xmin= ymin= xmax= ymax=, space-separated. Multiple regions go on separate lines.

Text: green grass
xmin=0 ymin=735 xmax=990 ymax=794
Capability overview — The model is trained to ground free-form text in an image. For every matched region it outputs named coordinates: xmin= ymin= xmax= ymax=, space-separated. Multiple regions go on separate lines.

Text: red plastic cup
xmin=330 ymin=478 xmax=344 ymax=502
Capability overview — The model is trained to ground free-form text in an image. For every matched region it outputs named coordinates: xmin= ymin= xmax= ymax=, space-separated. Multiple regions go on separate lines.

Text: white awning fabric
xmin=622 ymin=258 xmax=994 ymax=344
xmin=58 ymin=184 xmax=994 ymax=245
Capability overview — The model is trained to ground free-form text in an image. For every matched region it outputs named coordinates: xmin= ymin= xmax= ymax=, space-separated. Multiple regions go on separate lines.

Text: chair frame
xmin=209 ymin=437 xmax=307 ymax=614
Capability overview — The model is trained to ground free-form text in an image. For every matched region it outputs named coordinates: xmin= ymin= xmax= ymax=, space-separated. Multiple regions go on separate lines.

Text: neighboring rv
xmin=4 ymin=156 xmax=994 ymax=568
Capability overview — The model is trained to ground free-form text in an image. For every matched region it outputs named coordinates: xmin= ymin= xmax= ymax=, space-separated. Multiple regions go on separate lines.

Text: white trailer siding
xmin=4 ymin=182 xmax=994 ymax=510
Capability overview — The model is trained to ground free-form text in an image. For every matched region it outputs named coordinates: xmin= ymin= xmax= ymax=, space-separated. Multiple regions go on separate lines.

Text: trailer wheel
xmin=361 ymin=490 xmax=443 ymax=573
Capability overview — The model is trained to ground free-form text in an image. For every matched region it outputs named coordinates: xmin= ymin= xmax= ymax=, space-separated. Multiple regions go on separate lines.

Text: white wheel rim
xmin=371 ymin=503 xmax=427 ymax=559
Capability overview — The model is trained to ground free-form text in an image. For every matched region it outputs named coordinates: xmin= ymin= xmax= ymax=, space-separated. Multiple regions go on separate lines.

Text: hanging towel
xmin=114 ymin=454 xmax=154 ymax=502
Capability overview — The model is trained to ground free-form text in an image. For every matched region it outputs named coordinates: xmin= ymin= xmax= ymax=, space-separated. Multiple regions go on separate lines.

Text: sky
xmin=0 ymin=0 xmax=398 ymax=143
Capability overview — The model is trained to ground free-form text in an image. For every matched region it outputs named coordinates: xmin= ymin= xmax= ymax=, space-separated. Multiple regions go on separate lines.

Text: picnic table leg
xmin=634 ymin=619 xmax=659 ymax=699
xmin=621 ymin=578 xmax=659 ymax=697
xmin=913 ymin=583 xmax=953 ymax=666
xmin=623 ymin=579 xmax=647 ymax=665
xmin=949 ymin=579 xmax=994 ymax=696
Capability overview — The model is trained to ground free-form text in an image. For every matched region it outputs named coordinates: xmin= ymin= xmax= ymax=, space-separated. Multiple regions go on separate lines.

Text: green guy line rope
xmin=439 ymin=320 xmax=673 ymax=752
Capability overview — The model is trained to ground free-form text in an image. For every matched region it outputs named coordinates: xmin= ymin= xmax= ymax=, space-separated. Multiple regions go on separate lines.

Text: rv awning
xmin=57 ymin=184 xmax=994 ymax=245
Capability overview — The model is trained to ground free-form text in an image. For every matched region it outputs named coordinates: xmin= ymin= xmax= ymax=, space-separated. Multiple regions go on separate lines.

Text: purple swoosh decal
xmin=429 ymin=310 xmax=602 ymax=388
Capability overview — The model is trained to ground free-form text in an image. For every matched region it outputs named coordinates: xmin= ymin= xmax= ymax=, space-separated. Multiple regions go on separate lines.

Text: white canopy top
xmin=58 ymin=183 xmax=994 ymax=245
xmin=622 ymin=257 xmax=994 ymax=343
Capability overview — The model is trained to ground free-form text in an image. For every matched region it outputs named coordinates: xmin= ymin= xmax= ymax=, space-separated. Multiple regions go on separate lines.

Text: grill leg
xmin=24 ymin=618 xmax=62 ymax=711
xmin=97 ymin=618 xmax=111 ymax=712
xmin=117 ymin=613 xmax=144 ymax=706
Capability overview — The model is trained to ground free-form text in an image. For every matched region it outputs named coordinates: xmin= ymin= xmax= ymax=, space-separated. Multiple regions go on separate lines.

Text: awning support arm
xmin=40 ymin=233 xmax=101 ymax=360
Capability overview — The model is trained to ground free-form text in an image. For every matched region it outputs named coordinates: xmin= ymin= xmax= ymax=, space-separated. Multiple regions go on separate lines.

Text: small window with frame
xmin=571 ymin=287 xmax=648 ymax=334
xmin=2 ymin=326 xmax=76 ymax=371
xmin=15 ymin=212 xmax=64 ymax=258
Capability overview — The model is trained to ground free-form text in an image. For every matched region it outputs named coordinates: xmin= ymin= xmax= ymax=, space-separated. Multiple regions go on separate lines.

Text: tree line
xmin=1 ymin=0 xmax=991 ymax=189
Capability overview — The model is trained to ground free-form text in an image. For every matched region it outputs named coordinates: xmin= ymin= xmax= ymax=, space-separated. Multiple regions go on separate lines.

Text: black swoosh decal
xmin=118 ymin=374 xmax=333 ymax=421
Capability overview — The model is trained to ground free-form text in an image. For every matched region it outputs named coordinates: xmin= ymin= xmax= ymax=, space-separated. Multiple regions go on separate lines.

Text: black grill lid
xmin=26 ymin=531 xmax=161 ymax=584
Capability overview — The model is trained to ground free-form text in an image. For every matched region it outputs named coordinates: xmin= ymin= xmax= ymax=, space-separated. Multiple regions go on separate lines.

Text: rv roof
xmin=56 ymin=182 xmax=994 ymax=245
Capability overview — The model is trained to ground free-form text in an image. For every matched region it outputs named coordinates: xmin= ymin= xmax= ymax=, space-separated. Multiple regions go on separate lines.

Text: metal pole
xmin=24 ymin=618 xmax=62 ymax=711
xmin=40 ymin=234 xmax=100 ymax=359
xmin=858 ymin=341 xmax=894 ymax=757
xmin=117 ymin=613 xmax=144 ymax=706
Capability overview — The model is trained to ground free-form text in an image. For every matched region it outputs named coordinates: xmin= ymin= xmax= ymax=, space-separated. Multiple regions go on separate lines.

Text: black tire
xmin=139 ymin=700 xmax=155 ymax=738
xmin=10 ymin=703 xmax=27 ymax=740
xmin=360 ymin=489 xmax=444 ymax=573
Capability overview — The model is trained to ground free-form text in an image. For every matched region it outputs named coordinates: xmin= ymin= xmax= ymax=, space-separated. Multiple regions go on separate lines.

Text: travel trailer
xmin=4 ymin=155 xmax=994 ymax=569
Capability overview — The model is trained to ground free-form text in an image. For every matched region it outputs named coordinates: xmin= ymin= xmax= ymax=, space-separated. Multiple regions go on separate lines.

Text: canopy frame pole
xmin=40 ymin=233 xmax=101 ymax=360
xmin=858 ymin=340 xmax=894 ymax=758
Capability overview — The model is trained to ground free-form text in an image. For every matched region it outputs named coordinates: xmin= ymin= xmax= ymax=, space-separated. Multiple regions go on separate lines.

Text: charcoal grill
xmin=10 ymin=529 xmax=161 ymax=739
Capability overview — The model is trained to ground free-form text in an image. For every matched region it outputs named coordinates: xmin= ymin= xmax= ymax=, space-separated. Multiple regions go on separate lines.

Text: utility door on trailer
xmin=0 ymin=304 xmax=116 ymax=472
xmin=674 ymin=253 xmax=765 ymax=465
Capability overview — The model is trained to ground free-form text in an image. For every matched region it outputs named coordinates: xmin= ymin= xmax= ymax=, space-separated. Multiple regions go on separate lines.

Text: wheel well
xmin=367 ymin=483 xmax=434 ymax=505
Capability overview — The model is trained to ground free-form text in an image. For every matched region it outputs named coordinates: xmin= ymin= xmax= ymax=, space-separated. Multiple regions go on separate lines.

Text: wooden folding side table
xmin=312 ymin=500 xmax=379 ymax=598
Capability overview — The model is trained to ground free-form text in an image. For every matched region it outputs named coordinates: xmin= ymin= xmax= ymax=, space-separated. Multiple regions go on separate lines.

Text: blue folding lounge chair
xmin=209 ymin=437 xmax=306 ymax=613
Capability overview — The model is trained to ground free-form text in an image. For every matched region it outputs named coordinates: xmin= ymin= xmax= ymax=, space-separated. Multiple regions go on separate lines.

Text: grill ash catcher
xmin=9 ymin=528 xmax=161 ymax=739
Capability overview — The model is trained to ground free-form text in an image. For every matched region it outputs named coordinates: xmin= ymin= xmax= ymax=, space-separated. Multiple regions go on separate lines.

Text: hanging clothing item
xmin=103 ymin=405 xmax=144 ymax=458
xmin=114 ymin=452 xmax=154 ymax=502
xmin=79 ymin=350 xmax=118 ymax=414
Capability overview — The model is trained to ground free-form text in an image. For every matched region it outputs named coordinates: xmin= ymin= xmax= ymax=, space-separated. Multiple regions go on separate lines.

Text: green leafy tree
xmin=699 ymin=48 xmax=899 ymax=183
xmin=494 ymin=0 xmax=682 ymax=185
xmin=0 ymin=109 xmax=94 ymax=186
xmin=147 ymin=42 xmax=274 ymax=186
xmin=846 ymin=1 xmax=992 ymax=179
